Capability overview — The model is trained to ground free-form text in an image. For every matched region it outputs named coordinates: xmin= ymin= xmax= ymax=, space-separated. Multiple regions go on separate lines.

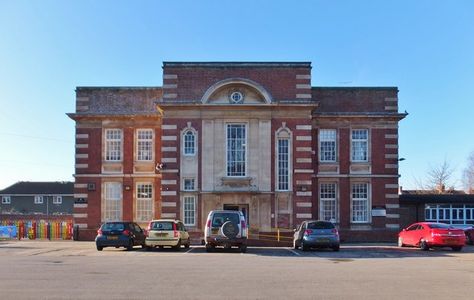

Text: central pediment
xmin=201 ymin=78 xmax=272 ymax=105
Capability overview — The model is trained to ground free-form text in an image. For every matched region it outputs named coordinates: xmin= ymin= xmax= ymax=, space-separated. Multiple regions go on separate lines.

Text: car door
xmin=133 ymin=223 xmax=145 ymax=244
xmin=414 ymin=224 xmax=425 ymax=245
xmin=403 ymin=224 xmax=418 ymax=246
xmin=294 ymin=222 xmax=305 ymax=246
xmin=180 ymin=222 xmax=189 ymax=243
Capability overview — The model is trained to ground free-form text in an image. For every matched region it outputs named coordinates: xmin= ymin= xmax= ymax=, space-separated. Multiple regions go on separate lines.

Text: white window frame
xmin=34 ymin=195 xmax=43 ymax=204
xmin=425 ymin=204 xmax=474 ymax=225
xmin=105 ymin=129 xmax=123 ymax=161
xmin=226 ymin=123 xmax=247 ymax=177
xmin=320 ymin=183 xmax=338 ymax=223
xmin=183 ymin=130 xmax=196 ymax=156
xmin=351 ymin=183 xmax=370 ymax=223
xmin=183 ymin=196 xmax=196 ymax=226
xmin=183 ymin=178 xmax=195 ymax=191
xmin=136 ymin=183 xmax=153 ymax=222
xmin=136 ymin=129 xmax=154 ymax=161
xmin=351 ymin=129 xmax=369 ymax=162
xmin=2 ymin=196 xmax=11 ymax=204
xmin=53 ymin=196 xmax=62 ymax=204
xmin=104 ymin=182 xmax=122 ymax=222
xmin=319 ymin=129 xmax=337 ymax=162
xmin=276 ymin=127 xmax=292 ymax=191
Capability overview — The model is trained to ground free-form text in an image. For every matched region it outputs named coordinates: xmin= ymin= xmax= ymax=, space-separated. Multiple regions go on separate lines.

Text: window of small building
xmin=1 ymin=196 xmax=11 ymax=204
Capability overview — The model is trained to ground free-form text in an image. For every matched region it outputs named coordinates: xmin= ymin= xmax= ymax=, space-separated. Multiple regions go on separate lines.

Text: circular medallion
xmin=229 ymin=91 xmax=244 ymax=104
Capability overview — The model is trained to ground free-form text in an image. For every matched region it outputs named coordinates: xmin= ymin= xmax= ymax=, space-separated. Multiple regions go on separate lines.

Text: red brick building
xmin=68 ymin=62 xmax=407 ymax=242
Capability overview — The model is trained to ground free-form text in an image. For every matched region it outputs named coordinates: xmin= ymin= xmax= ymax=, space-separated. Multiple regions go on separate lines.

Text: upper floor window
xmin=351 ymin=129 xmax=368 ymax=162
xmin=351 ymin=183 xmax=369 ymax=223
xmin=53 ymin=196 xmax=62 ymax=204
xmin=136 ymin=183 xmax=153 ymax=222
xmin=105 ymin=129 xmax=122 ymax=161
xmin=183 ymin=130 xmax=196 ymax=156
xmin=34 ymin=195 xmax=43 ymax=204
xmin=183 ymin=178 xmax=195 ymax=191
xmin=226 ymin=124 xmax=246 ymax=177
xmin=137 ymin=129 xmax=153 ymax=161
xmin=319 ymin=129 xmax=337 ymax=162
xmin=1 ymin=196 xmax=11 ymax=204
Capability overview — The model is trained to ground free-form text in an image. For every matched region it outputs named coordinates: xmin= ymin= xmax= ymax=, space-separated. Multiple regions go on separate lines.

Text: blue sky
xmin=0 ymin=1 xmax=473 ymax=190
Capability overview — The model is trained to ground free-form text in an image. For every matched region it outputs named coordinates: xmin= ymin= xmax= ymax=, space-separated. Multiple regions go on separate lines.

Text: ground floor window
xmin=104 ymin=182 xmax=122 ymax=221
xmin=183 ymin=196 xmax=196 ymax=226
xmin=351 ymin=183 xmax=369 ymax=223
xmin=136 ymin=183 xmax=153 ymax=222
xmin=425 ymin=204 xmax=474 ymax=225
xmin=320 ymin=183 xmax=337 ymax=223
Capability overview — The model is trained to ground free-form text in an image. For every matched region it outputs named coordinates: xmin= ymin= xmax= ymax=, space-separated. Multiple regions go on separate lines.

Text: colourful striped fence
xmin=0 ymin=220 xmax=73 ymax=240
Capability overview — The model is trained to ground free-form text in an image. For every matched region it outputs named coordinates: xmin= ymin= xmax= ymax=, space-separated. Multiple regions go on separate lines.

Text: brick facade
xmin=68 ymin=62 xmax=406 ymax=242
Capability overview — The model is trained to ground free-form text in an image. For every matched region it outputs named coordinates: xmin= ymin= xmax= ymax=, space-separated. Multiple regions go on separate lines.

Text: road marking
xmin=287 ymin=248 xmax=301 ymax=256
xmin=184 ymin=247 xmax=194 ymax=254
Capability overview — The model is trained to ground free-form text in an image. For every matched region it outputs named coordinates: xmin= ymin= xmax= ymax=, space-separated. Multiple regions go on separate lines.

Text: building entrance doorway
xmin=223 ymin=204 xmax=249 ymax=226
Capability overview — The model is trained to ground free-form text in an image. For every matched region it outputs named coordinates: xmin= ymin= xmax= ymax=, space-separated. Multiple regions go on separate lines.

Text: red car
xmin=398 ymin=222 xmax=465 ymax=251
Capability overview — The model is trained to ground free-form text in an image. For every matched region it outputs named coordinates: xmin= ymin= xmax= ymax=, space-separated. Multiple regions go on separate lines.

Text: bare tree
xmin=463 ymin=151 xmax=474 ymax=194
xmin=426 ymin=159 xmax=455 ymax=193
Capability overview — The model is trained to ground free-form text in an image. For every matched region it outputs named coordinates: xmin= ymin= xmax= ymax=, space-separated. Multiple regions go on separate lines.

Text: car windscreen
xmin=212 ymin=213 xmax=240 ymax=227
xmin=307 ymin=222 xmax=334 ymax=230
xmin=150 ymin=222 xmax=174 ymax=231
xmin=427 ymin=223 xmax=452 ymax=229
xmin=102 ymin=223 xmax=125 ymax=231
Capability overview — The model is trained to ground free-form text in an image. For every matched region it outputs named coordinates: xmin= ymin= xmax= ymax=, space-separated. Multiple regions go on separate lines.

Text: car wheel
xmin=126 ymin=239 xmax=134 ymax=251
xmin=419 ymin=240 xmax=429 ymax=251
xmin=205 ymin=244 xmax=214 ymax=252
xmin=240 ymin=244 xmax=247 ymax=253
xmin=332 ymin=245 xmax=340 ymax=252
xmin=173 ymin=239 xmax=181 ymax=251
xmin=398 ymin=237 xmax=404 ymax=247
xmin=96 ymin=245 xmax=103 ymax=251
xmin=301 ymin=241 xmax=309 ymax=252
xmin=452 ymin=246 xmax=463 ymax=252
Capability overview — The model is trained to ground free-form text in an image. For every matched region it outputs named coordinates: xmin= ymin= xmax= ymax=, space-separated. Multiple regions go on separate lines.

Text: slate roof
xmin=0 ymin=182 xmax=74 ymax=195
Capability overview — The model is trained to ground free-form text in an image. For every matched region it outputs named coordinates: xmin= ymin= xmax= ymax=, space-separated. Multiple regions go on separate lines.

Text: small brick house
xmin=68 ymin=62 xmax=407 ymax=242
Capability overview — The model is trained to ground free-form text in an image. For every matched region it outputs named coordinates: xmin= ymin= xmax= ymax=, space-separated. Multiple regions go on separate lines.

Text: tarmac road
xmin=1 ymin=240 xmax=474 ymax=300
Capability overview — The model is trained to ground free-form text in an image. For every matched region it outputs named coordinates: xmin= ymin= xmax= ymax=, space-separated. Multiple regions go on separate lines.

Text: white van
xmin=204 ymin=210 xmax=248 ymax=253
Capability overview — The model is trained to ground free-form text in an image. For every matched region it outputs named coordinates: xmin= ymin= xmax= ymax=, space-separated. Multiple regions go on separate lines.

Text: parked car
xmin=293 ymin=220 xmax=340 ymax=251
xmin=465 ymin=227 xmax=474 ymax=245
xmin=95 ymin=222 xmax=146 ymax=251
xmin=204 ymin=210 xmax=248 ymax=253
xmin=144 ymin=219 xmax=190 ymax=251
xmin=398 ymin=222 xmax=465 ymax=251
xmin=449 ymin=224 xmax=474 ymax=245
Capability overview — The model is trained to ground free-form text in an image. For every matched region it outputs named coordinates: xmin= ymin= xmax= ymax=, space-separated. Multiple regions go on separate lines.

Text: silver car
xmin=204 ymin=210 xmax=248 ymax=253
xmin=293 ymin=220 xmax=340 ymax=251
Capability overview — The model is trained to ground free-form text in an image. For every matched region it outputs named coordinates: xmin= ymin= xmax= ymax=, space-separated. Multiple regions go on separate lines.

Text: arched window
xmin=183 ymin=130 xmax=196 ymax=156
xmin=276 ymin=126 xmax=292 ymax=191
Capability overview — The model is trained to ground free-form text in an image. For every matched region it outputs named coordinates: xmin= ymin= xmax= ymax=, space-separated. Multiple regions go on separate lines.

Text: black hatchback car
xmin=95 ymin=222 xmax=146 ymax=251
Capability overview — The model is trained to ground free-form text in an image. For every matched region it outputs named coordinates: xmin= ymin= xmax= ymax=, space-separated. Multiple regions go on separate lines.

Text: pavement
xmin=1 ymin=240 xmax=474 ymax=299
